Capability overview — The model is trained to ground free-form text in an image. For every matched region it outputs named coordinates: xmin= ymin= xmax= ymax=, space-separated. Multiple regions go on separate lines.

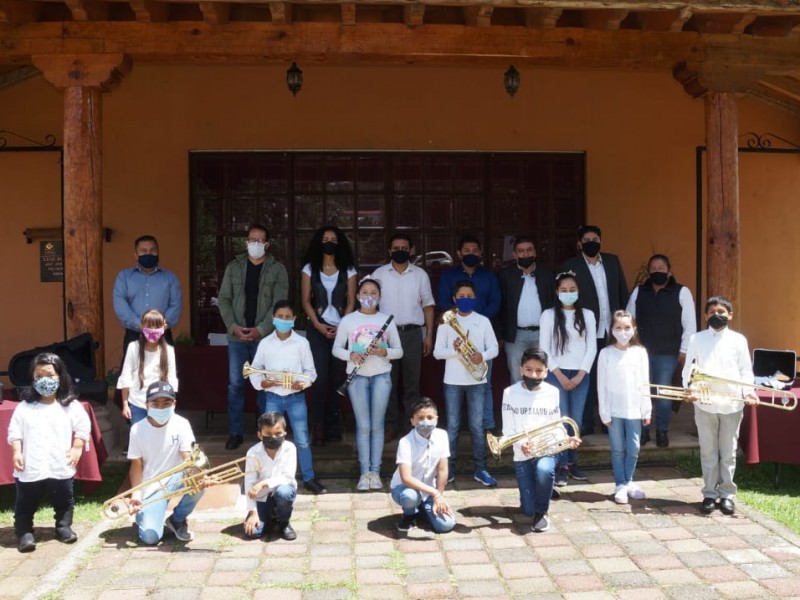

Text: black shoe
xmin=701 ymin=498 xmax=717 ymax=514
xmin=656 ymin=430 xmax=669 ymax=448
xmin=18 ymin=533 xmax=36 ymax=553
xmin=551 ymin=487 xmax=561 ymax=500
xmin=55 ymin=527 xmax=78 ymax=544
xmin=397 ymin=514 xmax=416 ymax=533
xmin=641 ymin=429 xmax=651 ymax=446
xmin=278 ymin=521 xmax=297 ymax=541
xmin=225 ymin=434 xmax=243 ymax=450
xmin=532 ymin=512 xmax=550 ymax=533
xmin=600 ymin=424 xmax=609 ymax=435
xmin=580 ymin=426 xmax=594 ymax=436
xmin=304 ymin=479 xmax=328 ymax=495
xmin=719 ymin=498 xmax=736 ymax=516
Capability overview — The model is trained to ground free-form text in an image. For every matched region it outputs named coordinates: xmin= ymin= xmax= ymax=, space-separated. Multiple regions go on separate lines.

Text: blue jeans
xmin=245 ymin=484 xmax=297 ymax=537
xmin=444 ymin=383 xmax=487 ymax=472
xmin=130 ymin=405 xmax=148 ymax=425
xmin=546 ymin=370 xmax=590 ymax=467
xmin=227 ymin=340 xmax=262 ymax=436
xmin=349 ymin=372 xmax=391 ymax=474
xmin=136 ymin=473 xmax=205 ymax=545
xmin=609 ymin=417 xmax=641 ymax=487
xmin=391 ymin=484 xmax=456 ymax=533
xmin=649 ymin=354 xmax=679 ymax=432
xmin=265 ymin=391 xmax=315 ymax=482
xmin=514 ymin=455 xmax=556 ymax=516
xmin=505 ymin=330 xmax=539 ymax=384
xmin=482 ymin=359 xmax=495 ymax=430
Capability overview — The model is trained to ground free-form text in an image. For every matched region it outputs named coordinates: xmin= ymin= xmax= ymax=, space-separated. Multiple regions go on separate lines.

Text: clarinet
xmin=337 ymin=314 xmax=395 ymax=396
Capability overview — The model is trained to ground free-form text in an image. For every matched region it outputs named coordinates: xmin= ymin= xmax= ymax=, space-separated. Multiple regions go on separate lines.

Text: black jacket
xmin=497 ymin=263 xmax=556 ymax=343
xmin=559 ymin=252 xmax=629 ymax=336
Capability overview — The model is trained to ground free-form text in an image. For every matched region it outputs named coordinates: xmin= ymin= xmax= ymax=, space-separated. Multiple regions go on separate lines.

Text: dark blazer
xmin=559 ymin=252 xmax=629 ymax=336
xmin=497 ymin=263 xmax=556 ymax=343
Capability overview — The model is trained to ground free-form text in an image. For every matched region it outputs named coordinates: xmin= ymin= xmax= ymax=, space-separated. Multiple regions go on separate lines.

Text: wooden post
xmin=704 ymin=91 xmax=740 ymax=310
xmin=32 ymin=54 xmax=131 ymax=378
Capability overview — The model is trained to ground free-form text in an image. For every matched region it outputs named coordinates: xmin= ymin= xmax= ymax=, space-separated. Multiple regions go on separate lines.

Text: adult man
xmin=437 ymin=234 xmax=501 ymax=430
xmin=218 ymin=224 xmax=288 ymax=450
xmin=371 ymin=233 xmax=435 ymax=437
xmin=113 ymin=235 xmax=182 ymax=352
xmin=498 ymin=235 xmax=555 ymax=384
xmin=560 ymin=225 xmax=629 ymax=435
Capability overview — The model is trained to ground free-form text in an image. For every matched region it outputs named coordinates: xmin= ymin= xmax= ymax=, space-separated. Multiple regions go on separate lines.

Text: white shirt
xmin=244 ymin=440 xmax=298 ymax=511
xmin=7 ymin=400 xmax=91 ymax=482
xmin=248 ymin=330 xmax=317 ymax=396
xmin=683 ymin=327 xmax=754 ymax=415
xmin=117 ymin=341 xmax=179 ymax=409
xmin=516 ymin=274 xmax=543 ymax=327
xmin=128 ymin=414 xmax=195 ymax=498
xmin=332 ymin=310 xmax=403 ymax=377
xmin=626 ymin=285 xmax=697 ymax=354
xmin=585 ymin=255 xmax=611 ymax=337
xmin=433 ymin=311 xmax=499 ymax=385
xmin=302 ymin=264 xmax=357 ymax=326
xmin=539 ymin=308 xmax=597 ymax=373
xmin=370 ymin=263 xmax=435 ymax=327
xmin=501 ymin=381 xmax=562 ymax=462
xmin=597 ymin=345 xmax=651 ymax=423
xmin=390 ymin=428 xmax=449 ymax=498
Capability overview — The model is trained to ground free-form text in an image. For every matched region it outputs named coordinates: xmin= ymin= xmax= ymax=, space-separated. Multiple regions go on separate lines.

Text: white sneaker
xmin=357 ymin=473 xmax=371 ymax=491
xmin=614 ymin=484 xmax=629 ymax=504
xmin=627 ymin=483 xmax=646 ymax=500
xmin=369 ymin=472 xmax=383 ymax=490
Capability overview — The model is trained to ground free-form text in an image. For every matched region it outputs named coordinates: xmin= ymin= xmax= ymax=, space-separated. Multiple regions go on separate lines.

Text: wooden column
xmin=32 ymin=54 xmax=131 ymax=377
xmin=704 ymin=91 xmax=740 ymax=309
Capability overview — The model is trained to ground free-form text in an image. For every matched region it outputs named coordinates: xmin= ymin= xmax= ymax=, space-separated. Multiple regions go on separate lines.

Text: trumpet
xmin=441 ymin=309 xmax=488 ymax=381
xmin=646 ymin=363 xmax=797 ymax=411
xmin=243 ymin=362 xmax=313 ymax=390
xmin=487 ymin=417 xmax=581 ymax=458
xmin=102 ymin=445 xmax=259 ymax=519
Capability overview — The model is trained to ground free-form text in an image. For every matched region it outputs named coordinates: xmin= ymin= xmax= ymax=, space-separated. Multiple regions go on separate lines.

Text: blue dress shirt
xmin=437 ymin=265 xmax=501 ymax=320
xmin=113 ymin=265 xmax=182 ymax=330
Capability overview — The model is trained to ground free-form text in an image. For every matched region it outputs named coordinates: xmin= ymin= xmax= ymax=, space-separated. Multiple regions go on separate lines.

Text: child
xmin=389 ymin=398 xmax=455 ymax=534
xmin=539 ymin=271 xmax=597 ymax=486
xmin=243 ymin=412 xmax=298 ymax=541
xmin=597 ymin=310 xmax=651 ymax=504
xmin=333 ymin=277 xmax=403 ymax=492
xmin=683 ymin=296 xmax=757 ymax=516
xmin=248 ymin=300 xmax=326 ymax=495
xmin=433 ymin=280 xmax=499 ymax=487
xmin=502 ymin=349 xmax=578 ymax=533
xmin=127 ymin=381 xmax=205 ymax=545
xmin=8 ymin=353 xmax=90 ymax=553
xmin=117 ymin=309 xmax=178 ymax=425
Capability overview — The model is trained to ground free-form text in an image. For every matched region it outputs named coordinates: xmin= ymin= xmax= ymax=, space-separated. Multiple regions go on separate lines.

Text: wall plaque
xmin=40 ymin=240 xmax=64 ymax=283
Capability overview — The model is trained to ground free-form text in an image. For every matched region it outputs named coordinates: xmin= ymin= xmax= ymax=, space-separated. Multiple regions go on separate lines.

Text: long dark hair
xmin=23 ymin=352 xmax=77 ymax=406
xmin=552 ymin=272 xmax=587 ymax=356
xmin=137 ymin=309 xmax=171 ymax=388
xmin=302 ymin=225 xmax=356 ymax=274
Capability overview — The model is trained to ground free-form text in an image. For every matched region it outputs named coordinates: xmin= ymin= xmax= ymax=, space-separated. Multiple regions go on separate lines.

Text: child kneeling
xmin=389 ymin=399 xmax=456 ymax=534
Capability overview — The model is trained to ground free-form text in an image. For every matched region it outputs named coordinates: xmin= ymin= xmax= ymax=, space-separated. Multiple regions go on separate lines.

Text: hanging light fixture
xmin=504 ymin=65 xmax=520 ymax=98
xmin=286 ymin=62 xmax=303 ymax=96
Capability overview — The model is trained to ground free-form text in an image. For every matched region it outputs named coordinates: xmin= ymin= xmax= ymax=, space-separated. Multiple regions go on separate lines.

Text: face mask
xmin=517 ymin=256 xmax=535 ymax=269
xmin=455 ymin=297 xmax=477 ymax=314
xmin=142 ymin=327 xmax=165 ymax=343
xmin=581 ymin=241 xmax=601 ymax=258
xmin=138 ymin=254 xmax=159 ymax=269
xmin=262 ymin=436 xmax=285 ymax=450
xmin=522 ymin=376 xmax=543 ymax=391
xmin=461 ymin=254 xmax=481 ymax=268
xmin=33 ymin=376 xmax=60 ymax=397
xmin=391 ymin=250 xmax=410 ymax=264
xmin=272 ymin=318 xmax=294 ymax=334
xmin=415 ymin=419 xmax=438 ymax=438
xmin=358 ymin=295 xmax=379 ymax=309
xmin=613 ymin=329 xmax=634 ymax=345
xmin=247 ymin=242 xmax=266 ymax=259
xmin=558 ymin=292 xmax=579 ymax=306
xmin=708 ymin=314 xmax=729 ymax=331
xmin=147 ymin=406 xmax=174 ymax=425
xmin=649 ymin=272 xmax=669 ymax=286
xmin=321 ymin=241 xmax=338 ymax=256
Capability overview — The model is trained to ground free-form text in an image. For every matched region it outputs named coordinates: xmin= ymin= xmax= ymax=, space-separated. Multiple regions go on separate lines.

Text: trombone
xmin=646 ymin=363 xmax=797 ymax=411
xmin=102 ymin=445 xmax=259 ymax=519
xmin=487 ymin=417 xmax=581 ymax=459
xmin=441 ymin=309 xmax=489 ymax=381
xmin=243 ymin=362 xmax=313 ymax=390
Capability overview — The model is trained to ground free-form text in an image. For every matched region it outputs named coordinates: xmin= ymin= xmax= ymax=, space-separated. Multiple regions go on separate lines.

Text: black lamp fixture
xmin=286 ymin=62 xmax=303 ymax=96
xmin=504 ymin=65 xmax=520 ymax=98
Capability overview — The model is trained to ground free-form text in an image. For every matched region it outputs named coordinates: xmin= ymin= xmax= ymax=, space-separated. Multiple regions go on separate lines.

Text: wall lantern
xmin=504 ymin=65 xmax=520 ymax=98
xmin=286 ymin=62 xmax=303 ymax=96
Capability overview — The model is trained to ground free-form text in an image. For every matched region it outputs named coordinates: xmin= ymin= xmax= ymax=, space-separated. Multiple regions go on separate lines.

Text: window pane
xmin=230 ymin=197 xmax=258 ymax=233
xmin=357 ymin=195 xmax=385 ymax=228
xmin=491 ymin=160 xmax=522 ymax=193
xmin=491 ymin=195 xmax=528 ymax=230
xmin=294 ymin=157 xmax=324 ymax=192
xmin=326 ymin=157 xmax=354 ymax=192
xmin=229 ymin=161 xmax=262 ymax=195
xmin=427 ymin=159 xmax=453 ymax=192
xmin=395 ymin=195 xmax=421 ymax=228
xmin=394 ymin=157 xmax=422 ymax=192
xmin=194 ymin=160 xmax=224 ymax=195
xmin=295 ymin=195 xmax=324 ymax=229
xmin=424 ymin=196 xmax=452 ymax=229
xmin=357 ymin=156 xmax=385 ymax=192
xmin=454 ymin=196 xmax=483 ymax=229
xmin=328 ymin=195 xmax=355 ymax=228
xmin=455 ymin=158 xmax=484 ymax=193
xmin=194 ymin=195 xmax=222 ymax=234
xmin=356 ymin=231 xmax=386 ymax=270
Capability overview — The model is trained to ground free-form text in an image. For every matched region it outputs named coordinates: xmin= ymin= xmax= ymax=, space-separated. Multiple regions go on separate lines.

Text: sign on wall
xmin=40 ymin=240 xmax=63 ymax=282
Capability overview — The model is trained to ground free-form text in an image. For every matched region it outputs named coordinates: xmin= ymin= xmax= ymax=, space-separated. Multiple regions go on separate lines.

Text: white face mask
xmin=613 ymin=329 xmax=634 ymax=346
xmin=247 ymin=242 xmax=266 ymax=259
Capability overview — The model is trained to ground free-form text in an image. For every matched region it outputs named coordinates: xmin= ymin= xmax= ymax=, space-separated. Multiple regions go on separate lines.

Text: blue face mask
xmin=137 ymin=254 xmax=159 ymax=269
xmin=273 ymin=318 xmax=294 ymax=334
xmin=558 ymin=292 xmax=579 ymax=306
xmin=455 ymin=297 xmax=477 ymax=314
xmin=148 ymin=406 xmax=174 ymax=425
xmin=461 ymin=254 xmax=481 ymax=268
xmin=33 ymin=376 xmax=60 ymax=397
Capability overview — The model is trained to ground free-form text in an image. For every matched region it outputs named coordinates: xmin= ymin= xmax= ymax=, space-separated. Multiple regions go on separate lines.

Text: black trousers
xmin=306 ymin=325 xmax=345 ymax=437
xmin=15 ymin=477 xmax=75 ymax=538
xmin=385 ymin=327 xmax=424 ymax=431
xmin=582 ymin=337 xmax=608 ymax=434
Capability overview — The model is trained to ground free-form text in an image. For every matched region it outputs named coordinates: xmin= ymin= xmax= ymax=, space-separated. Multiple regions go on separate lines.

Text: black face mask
xmin=708 ymin=314 xmax=729 ymax=331
xmin=649 ymin=272 xmax=669 ymax=286
xmin=138 ymin=254 xmax=159 ymax=269
xmin=581 ymin=241 xmax=601 ymax=258
xmin=517 ymin=256 xmax=535 ymax=269
xmin=522 ymin=376 xmax=544 ymax=391
xmin=321 ymin=241 xmax=338 ymax=256
xmin=262 ymin=436 xmax=285 ymax=450
xmin=391 ymin=250 xmax=410 ymax=264
xmin=462 ymin=254 xmax=481 ymax=268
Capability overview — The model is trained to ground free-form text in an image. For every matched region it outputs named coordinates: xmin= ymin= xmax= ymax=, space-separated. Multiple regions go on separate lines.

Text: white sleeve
xmin=580 ymin=311 xmax=598 ymax=374
xmin=640 ymin=348 xmax=652 ymax=420
xmin=433 ymin=323 xmax=455 ymax=361
xmin=244 ymin=447 xmax=260 ymax=511
xmin=301 ymin=339 xmax=317 ymax=383
xmin=117 ymin=342 xmax=139 ymax=389
xmin=179 ymin=420 xmax=196 ymax=453
xmin=248 ymin=338 xmax=269 ymax=390
xmin=626 ymin=287 xmax=639 ymax=317
xmin=167 ymin=345 xmax=179 ymax=392
xmin=679 ymin=287 xmax=697 ymax=354
xmin=71 ymin=402 xmax=91 ymax=442
xmin=419 ymin=272 xmax=435 ymax=308
xmin=7 ymin=404 xmax=24 ymax=444
xmin=538 ymin=310 xmax=556 ymax=369
xmin=332 ymin=318 xmax=352 ymax=363
xmin=481 ymin=321 xmax=499 ymax=362
xmin=597 ymin=349 xmax=611 ymax=424
xmin=395 ymin=437 xmax=412 ymax=465
xmin=384 ymin=321 xmax=404 ymax=360
xmin=682 ymin=334 xmax=698 ymax=387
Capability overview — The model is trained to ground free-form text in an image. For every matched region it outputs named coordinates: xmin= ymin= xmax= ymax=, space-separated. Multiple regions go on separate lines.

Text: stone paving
xmin=3 ymin=464 xmax=800 ymax=600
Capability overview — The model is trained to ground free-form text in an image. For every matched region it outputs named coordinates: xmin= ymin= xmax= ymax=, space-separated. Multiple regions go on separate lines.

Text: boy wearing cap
xmin=126 ymin=381 xmax=205 ymax=545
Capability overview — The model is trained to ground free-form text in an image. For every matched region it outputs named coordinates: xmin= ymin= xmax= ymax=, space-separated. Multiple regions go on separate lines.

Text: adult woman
xmin=626 ymin=254 xmax=696 ymax=447
xmin=301 ymin=226 xmax=358 ymax=446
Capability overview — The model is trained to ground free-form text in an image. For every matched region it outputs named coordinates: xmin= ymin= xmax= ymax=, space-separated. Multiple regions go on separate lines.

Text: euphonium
xmin=441 ymin=309 xmax=488 ymax=381
xmin=242 ymin=362 xmax=312 ymax=390
xmin=486 ymin=417 xmax=580 ymax=458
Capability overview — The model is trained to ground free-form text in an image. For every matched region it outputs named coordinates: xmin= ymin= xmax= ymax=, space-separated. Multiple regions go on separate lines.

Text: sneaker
xmin=18 ymin=532 xmax=36 ymax=553
xmin=356 ymin=473 xmax=371 ymax=491
xmin=569 ymin=465 xmax=589 ymax=481
xmin=397 ymin=514 xmax=416 ymax=533
xmin=369 ymin=472 xmax=383 ymax=490
xmin=554 ymin=467 xmax=569 ymax=487
xmin=614 ymin=485 xmax=629 ymax=505
xmin=627 ymin=483 xmax=646 ymax=500
xmin=531 ymin=512 xmax=550 ymax=533
xmin=164 ymin=516 xmax=194 ymax=542
xmin=304 ymin=479 xmax=328 ymax=495
xmin=473 ymin=469 xmax=497 ymax=487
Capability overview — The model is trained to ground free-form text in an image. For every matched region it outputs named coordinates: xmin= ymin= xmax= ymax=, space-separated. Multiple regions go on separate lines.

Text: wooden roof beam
xmin=404 ymin=3 xmax=424 ymax=27
xmin=757 ymin=76 xmax=800 ymax=104
xmin=0 ymin=0 xmax=42 ymax=25
xmin=200 ymin=1 xmax=230 ymax=24
xmin=65 ymin=0 xmax=110 ymax=21
xmin=748 ymin=87 xmax=800 ymax=118
xmin=129 ymin=0 xmax=169 ymax=23
xmin=525 ymin=7 xmax=562 ymax=29
xmin=637 ymin=8 xmax=692 ymax=32
xmin=689 ymin=13 xmax=752 ymax=35
xmin=464 ymin=5 xmax=493 ymax=27
xmin=341 ymin=3 xmax=355 ymax=26
xmin=0 ymin=65 xmax=39 ymax=89
xmin=581 ymin=9 xmax=628 ymax=31
xmin=269 ymin=2 xmax=292 ymax=25
xmin=749 ymin=16 xmax=800 ymax=37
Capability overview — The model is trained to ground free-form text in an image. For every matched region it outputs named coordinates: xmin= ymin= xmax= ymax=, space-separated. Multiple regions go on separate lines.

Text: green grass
xmin=676 ymin=451 xmax=800 ymax=534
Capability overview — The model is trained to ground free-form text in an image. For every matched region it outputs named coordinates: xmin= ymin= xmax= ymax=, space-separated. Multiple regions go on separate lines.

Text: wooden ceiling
xmin=2 ymin=0 xmax=800 ymax=114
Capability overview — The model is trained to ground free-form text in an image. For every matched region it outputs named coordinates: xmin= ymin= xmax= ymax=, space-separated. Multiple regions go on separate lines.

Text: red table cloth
xmin=740 ymin=379 xmax=800 ymax=465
